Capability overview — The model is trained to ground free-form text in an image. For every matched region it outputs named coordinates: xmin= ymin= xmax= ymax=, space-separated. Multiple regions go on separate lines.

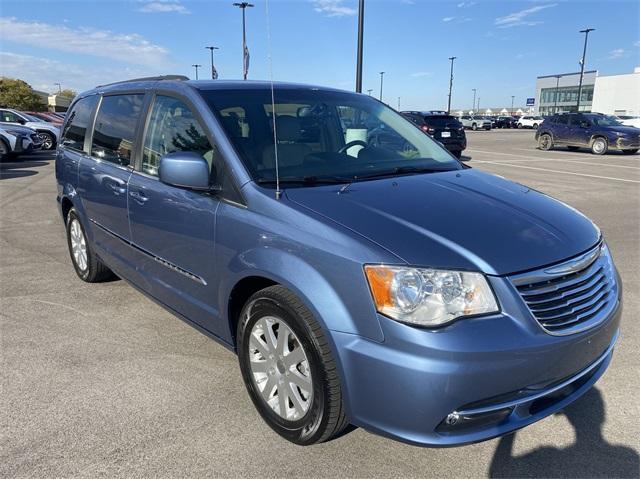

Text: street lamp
xmin=554 ymin=75 xmax=561 ymax=114
xmin=205 ymin=46 xmax=220 ymax=79
xmin=397 ymin=97 xmax=401 ymax=110
xmin=355 ymin=0 xmax=365 ymax=93
xmin=192 ymin=64 xmax=202 ymax=80
xmin=511 ymin=95 xmax=515 ymax=116
xmin=233 ymin=2 xmax=254 ymax=80
xmin=477 ymin=97 xmax=480 ymax=113
xmin=367 ymin=89 xmax=373 ymax=96
xmin=472 ymin=88 xmax=476 ymax=113
xmin=379 ymin=71 xmax=385 ymax=102
xmin=576 ymin=28 xmax=595 ymax=111
xmin=447 ymin=56 xmax=456 ymax=114
xmin=54 ymin=82 xmax=62 ymax=94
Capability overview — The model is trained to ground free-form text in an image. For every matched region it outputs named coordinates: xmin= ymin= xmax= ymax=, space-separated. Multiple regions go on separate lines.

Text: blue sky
xmin=1 ymin=0 xmax=639 ymax=110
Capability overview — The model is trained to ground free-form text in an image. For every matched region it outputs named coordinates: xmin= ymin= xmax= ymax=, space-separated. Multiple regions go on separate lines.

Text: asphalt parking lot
xmin=1 ymin=130 xmax=639 ymax=478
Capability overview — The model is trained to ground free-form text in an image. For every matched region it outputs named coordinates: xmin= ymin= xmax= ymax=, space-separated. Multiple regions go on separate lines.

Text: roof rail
xmin=96 ymin=75 xmax=189 ymax=88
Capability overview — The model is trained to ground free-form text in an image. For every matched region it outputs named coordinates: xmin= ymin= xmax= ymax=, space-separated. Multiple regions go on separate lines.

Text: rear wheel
xmin=622 ymin=149 xmax=638 ymax=155
xmin=532 ymin=123 xmax=539 ymax=129
xmin=591 ymin=137 xmax=608 ymax=155
xmin=471 ymin=123 xmax=478 ymax=131
xmin=567 ymin=146 xmax=580 ymax=151
xmin=38 ymin=131 xmax=55 ymax=150
xmin=66 ymin=209 xmax=114 ymax=282
xmin=237 ymin=285 xmax=348 ymax=445
xmin=538 ymin=133 xmax=553 ymax=151
xmin=517 ymin=123 xmax=523 ymax=129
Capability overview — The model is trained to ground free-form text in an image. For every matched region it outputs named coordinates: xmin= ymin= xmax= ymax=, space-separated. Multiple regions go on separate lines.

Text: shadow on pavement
xmin=489 ymin=388 xmax=639 ymax=478
xmin=0 ymin=160 xmax=50 ymax=180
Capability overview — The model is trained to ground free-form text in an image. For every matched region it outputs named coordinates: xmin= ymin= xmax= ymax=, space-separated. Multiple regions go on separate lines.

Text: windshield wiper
xmin=352 ymin=165 xmax=451 ymax=181
xmin=256 ymin=175 xmax=350 ymax=186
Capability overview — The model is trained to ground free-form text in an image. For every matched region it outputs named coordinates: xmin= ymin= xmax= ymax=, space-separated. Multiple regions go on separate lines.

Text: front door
xmin=127 ymin=94 xmax=222 ymax=335
xmin=78 ymin=93 xmax=145 ymax=269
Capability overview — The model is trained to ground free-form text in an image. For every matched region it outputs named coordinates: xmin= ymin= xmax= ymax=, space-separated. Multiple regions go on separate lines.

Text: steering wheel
xmin=338 ymin=140 xmax=368 ymax=154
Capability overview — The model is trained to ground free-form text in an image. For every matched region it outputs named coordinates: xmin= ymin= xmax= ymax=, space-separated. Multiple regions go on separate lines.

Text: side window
xmin=91 ymin=94 xmax=144 ymax=166
xmin=556 ymin=115 xmax=568 ymax=125
xmin=0 ymin=110 xmax=22 ymax=123
xmin=61 ymin=96 xmax=99 ymax=152
xmin=142 ymin=95 xmax=213 ymax=177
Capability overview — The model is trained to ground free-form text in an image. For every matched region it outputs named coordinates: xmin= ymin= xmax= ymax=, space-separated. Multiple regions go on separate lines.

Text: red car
xmin=23 ymin=111 xmax=64 ymax=126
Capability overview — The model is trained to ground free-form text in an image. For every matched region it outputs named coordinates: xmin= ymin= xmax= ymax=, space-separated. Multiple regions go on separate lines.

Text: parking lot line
xmin=473 ymin=160 xmax=640 ymax=184
xmin=467 ymin=149 xmax=640 ymax=170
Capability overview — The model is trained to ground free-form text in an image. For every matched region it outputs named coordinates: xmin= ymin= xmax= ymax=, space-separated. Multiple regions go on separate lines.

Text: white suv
xmin=517 ymin=116 xmax=544 ymax=129
xmin=0 ymin=108 xmax=60 ymax=150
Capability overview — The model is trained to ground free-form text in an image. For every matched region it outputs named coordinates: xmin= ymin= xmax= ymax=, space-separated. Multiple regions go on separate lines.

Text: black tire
xmin=38 ymin=131 xmax=55 ymax=150
xmin=538 ymin=133 xmax=553 ymax=151
xmin=66 ymin=208 xmax=114 ymax=282
xmin=237 ymin=285 xmax=348 ymax=445
xmin=622 ymin=149 xmax=638 ymax=155
xmin=517 ymin=123 xmax=523 ymax=129
xmin=590 ymin=137 xmax=608 ymax=155
xmin=452 ymin=150 xmax=463 ymax=159
xmin=0 ymin=138 xmax=10 ymax=161
xmin=567 ymin=146 xmax=580 ymax=151
xmin=471 ymin=123 xmax=477 ymax=131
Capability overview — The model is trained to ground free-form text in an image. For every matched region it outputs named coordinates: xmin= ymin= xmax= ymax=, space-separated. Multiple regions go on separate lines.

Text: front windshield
xmin=200 ymin=88 xmax=461 ymax=185
xmin=21 ymin=113 xmax=41 ymax=122
xmin=589 ymin=115 xmax=622 ymax=127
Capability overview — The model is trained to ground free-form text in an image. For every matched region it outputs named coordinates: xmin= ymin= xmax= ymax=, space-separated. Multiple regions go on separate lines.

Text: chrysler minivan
xmin=56 ymin=76 xmax=622 ymax=446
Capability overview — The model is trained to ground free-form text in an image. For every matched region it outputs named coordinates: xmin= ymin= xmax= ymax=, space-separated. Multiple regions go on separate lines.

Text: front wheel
xmin=591 ymin=137 xmax=608 ymax=155
xmin=0 ymin=139 xmax=10 ymax=161
xmin=471 ymin=123 xmax=477 ymax=131
xmin=532 ymin=123 xmax=538 ymax=129
xmin=538 ymin=133 xmax=553 ymax=151
xmin=66 ymin=209 xmax=114 ymax=282
xmin=622 ymin=149 xmax=638 ymax=155
xmin=237 ymin=286 xmax=348 ymax=445
xmin=517 ymin=123 xmax=523 ymax=129
xmin=38 ymin=131 xmax=55 ymax=150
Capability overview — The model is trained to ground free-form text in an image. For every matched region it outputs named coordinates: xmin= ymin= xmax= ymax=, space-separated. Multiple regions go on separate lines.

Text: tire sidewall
xmin=237 ymin=295 xmax=329 ymax=445
xmin=591 ymin=137 xmax=608 ymax=155
xmin=38 ymin=131 xmax=55 ymax=150
xmin=538 ymin=133 xmax=553 ymax=150
xmin=66 ymin=210 xmax=91 ymax=281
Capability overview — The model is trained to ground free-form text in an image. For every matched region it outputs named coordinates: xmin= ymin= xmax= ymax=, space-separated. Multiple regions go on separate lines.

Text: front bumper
xmin=331 ymin=275 xmax=621 ymax=447
xmin=613 ymin=137 xmax=640 ymax=150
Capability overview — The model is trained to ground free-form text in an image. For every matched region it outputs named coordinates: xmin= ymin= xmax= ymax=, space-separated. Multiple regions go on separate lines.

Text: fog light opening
xmin=445 ymin=412 xmax=460 ymax=426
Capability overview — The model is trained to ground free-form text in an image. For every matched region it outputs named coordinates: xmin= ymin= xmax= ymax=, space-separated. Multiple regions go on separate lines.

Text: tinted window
xmin=61 ymin=95 xmax=99 ymax=152
xmin=555 ymin=115 xmax=569 ymax=125
xmin=142 ymin=95 xmax=213 ymax=176
xmin=423 ymin=115 xmax=460 ymax=128
xmin=91 ymin=94 xmax=144 ymax=166
xmin=0 ymin=110 xmax=23 ymax=123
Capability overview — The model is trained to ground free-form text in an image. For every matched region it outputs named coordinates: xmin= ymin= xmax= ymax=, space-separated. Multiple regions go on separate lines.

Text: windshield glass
xmin=588 ymin=115 xmax=622 ymax=127
xmin=200 ymin=88 xmax=461 ymax=186
xmin=21 ymin=113 xmax=41 ymax=122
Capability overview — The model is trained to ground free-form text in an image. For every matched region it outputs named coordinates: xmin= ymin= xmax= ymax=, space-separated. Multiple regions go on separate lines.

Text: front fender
xmin=219 ymin=247 xmax=385 ymax=344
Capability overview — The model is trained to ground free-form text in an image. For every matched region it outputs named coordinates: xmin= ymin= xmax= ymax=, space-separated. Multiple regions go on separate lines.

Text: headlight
xmin=364 ymin=265 xmax=499 ymax=327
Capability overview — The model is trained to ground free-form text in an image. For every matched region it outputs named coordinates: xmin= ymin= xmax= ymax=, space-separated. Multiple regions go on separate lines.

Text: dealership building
xmin=535 ymin=67 xmax=640 ymax=116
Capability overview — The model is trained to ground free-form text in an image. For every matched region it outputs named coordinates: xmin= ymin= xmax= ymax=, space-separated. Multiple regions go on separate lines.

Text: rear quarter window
xmin=61 ymin=95 xmax=99 ymax=153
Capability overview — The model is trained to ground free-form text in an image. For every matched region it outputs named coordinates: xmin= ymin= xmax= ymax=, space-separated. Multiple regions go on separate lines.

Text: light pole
xmin=355 ymin=0 xmax=365 ymax=93
xmin=477 ymin=97 xmax=480 ymax=113
xmin=472 ymin=88 xmax=476 ymax=113
xmin=397 ymin=97 xmax=401 ymax=110
xmin=54 ymin=82 xmax=62 ymax=94
xmin=233 ymin=2 xmax=254 ymax=80
xmin=554 ymin=74 xmax=561 ymax=114
xmin=192 ymin=64 xmax=202 ymax=80
xmin=367 ymin=89 xmax=373 ymax=96
xmin=447 ymin=56 xmax=456 ymax=114
xmin=576 ymin=28 xmax=594 ymax=111
xmin=511 ymin=95 xmax=515 ymax=116
xmin=379 ymin=71 xmax=385 ymax=102
xmin=205 ymin=46 xmax=220 ymax=79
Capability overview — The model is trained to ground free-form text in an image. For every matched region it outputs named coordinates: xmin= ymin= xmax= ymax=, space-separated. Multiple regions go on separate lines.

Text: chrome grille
xmin=510 ymin=243 xmax=618 ymax=335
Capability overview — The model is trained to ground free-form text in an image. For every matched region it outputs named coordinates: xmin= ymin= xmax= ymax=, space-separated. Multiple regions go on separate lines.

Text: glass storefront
xmin=538 ymin=85 xmax=594 ymax=115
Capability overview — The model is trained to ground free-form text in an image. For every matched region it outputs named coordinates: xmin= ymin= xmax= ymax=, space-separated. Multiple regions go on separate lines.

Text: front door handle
xmin=107 ymin=182 xmax=126 ymax=195
xmin=129 ymin=190 xmax=149 ymax=204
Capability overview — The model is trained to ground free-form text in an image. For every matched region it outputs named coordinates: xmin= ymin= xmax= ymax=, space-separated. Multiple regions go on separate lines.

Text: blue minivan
xmin=56 ymin=76 xmax=622 ymax=446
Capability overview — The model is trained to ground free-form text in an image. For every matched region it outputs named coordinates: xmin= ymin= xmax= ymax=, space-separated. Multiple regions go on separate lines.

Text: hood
xmin=286 ymin=169 xmax=600 ymax=276
xmin=602 ymin=125 xmax=640 ymax=134
xmin=0 ymin=123 xmax=36 ymax=135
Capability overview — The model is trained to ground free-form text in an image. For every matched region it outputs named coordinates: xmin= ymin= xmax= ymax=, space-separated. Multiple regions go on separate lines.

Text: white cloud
xmin=138 ymin=0 xmax=190 ymax=14
xmin=495 ymin=3 xmax=557 ymax=28
xmin=411 ymin=71 xmax=433 ymax=78
xmin=0 ymin=17 xmax=170 ymax=68
xmin=0 ymin=52 xmax=157 ymax=93
xmin=515 ymin=53 xmax=525 ymax=59
xmin=312 ymin=0 xmax=357 ymax=17
xmin=634 ymin=40 xmax=640 ymax=48
xmin=457 ymin=1 xmax=476 ymax=7
xmin=608 ymin=48 xmax=629 ymax=60
xmin=442 ymin=16 xmax=455 ymax=22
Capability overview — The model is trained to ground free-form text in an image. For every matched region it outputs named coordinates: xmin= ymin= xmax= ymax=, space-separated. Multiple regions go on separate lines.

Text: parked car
xmin=401 ymin=110 xmax=467 ymax=158
xmin=536 ymin=113 xmax=639 ymax=155
xmin=495 ymin=116 xmax=518 ymax=129
xmin=615 ymin=115 xmax=640 ymax=129
xmin=57 ymin=76 xmax=621 ymax=447
xmin=0 ymin=124 xmax=43 ymax=160
xmin=517 ymin=116 xmax=544 ymax=129
xmin=0 ymin=108 xmax=60 ymax=150
xmin=459 ymin=115 xmax=491 ymax=130
xmin=23 ymin=111 xmax=64 ymax=127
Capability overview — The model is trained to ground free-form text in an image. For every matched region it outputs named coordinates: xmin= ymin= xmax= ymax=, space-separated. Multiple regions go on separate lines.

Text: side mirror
xmin=17 ymin=118 xmax=26 ymax=125
xmin=159 ymin=152 xmax=212 ymax=190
